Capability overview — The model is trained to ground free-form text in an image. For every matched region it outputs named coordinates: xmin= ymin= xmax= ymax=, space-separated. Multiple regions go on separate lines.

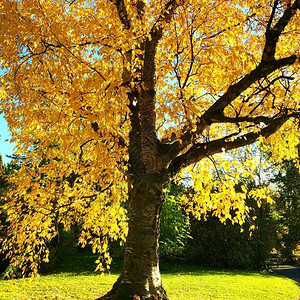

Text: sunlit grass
xmin=0 ymin=272 xmax=114 ymax=300
xmin=163 ymin=268 xmax=299 ymax=300
xmin=0 ymin=255 xmax=299 ymax=300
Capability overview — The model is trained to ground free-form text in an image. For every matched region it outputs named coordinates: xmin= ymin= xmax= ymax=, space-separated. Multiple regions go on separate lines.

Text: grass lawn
xmin=0 ymin=254 xmax=299 ymax=300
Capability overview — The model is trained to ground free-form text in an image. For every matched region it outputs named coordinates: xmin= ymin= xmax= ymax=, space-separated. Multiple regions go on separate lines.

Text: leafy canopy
xmin=0 ymin=0 xmax=299 ymax=274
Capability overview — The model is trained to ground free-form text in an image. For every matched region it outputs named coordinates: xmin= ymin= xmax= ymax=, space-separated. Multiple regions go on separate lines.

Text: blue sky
xmin=0 ymin=114 xmax=14 ymax=164
xmin=0 ymin=68 xmax=15 ymax=164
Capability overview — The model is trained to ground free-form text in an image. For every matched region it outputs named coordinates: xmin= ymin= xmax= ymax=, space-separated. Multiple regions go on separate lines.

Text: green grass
xmin=0 ymin=254 xmax=299 ymax=300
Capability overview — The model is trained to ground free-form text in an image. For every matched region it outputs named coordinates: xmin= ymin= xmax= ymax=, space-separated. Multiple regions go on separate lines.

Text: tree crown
xmin=0 ymin=0 xmax=299 ymax=274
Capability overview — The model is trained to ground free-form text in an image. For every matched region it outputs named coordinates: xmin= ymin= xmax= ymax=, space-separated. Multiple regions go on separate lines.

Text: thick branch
xmin=142 ymin=0 xmax=183 ymax=83
xmin=202 ymin=56 xmax=297 ymax=121
xmin=135 ymin=0 xmax=145 ymax=19
xmin=109 ymin=0 xmax=131 ymax=29
xmin=262 ymin=0 xmax=300 ymax=61
xmin=136 ymin=0 xmax=184 ymax=173
xmin=149 ymin=0 xmax=182 ymax=42
xmin=167 ymin=114 xmax=297 ymax=176
xmin=164 ymin=54 xmax=298 ymax=163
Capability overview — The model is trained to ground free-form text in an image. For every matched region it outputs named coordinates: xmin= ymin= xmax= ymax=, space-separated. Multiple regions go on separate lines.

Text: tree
xmin=185 ymin=194 xmax=278 ymax=270
xmin=0 ymin=1 xmax=299 ymax=299
xmin=0 ymin=156 xmax=21 ymax=276
xmin=272 ymin=152 xmax=300 ymax=262
xmin=0 ymin=155 xmax=10 ymax=274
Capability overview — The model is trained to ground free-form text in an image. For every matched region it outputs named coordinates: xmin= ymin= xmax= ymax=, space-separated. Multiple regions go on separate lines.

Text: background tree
xmin=185 ymin=191 xmax=278 ymax=270
xmin=271 ymin=151 xmax=300 ymax=263
xmin=0 ymin=155 xmax=10 ymax=274
xmin=0 ymin=1 xmax=300 ymax=299
xmin=183 ymin=147 xmax=278 ymax=270
xmin=0 ymin=155 xmax=8 ymax=195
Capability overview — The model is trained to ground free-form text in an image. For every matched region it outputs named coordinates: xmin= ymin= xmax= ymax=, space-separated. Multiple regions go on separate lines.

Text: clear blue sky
xmin=0 ymin=114 xmax=14 ymax=164
xmin=0 ymin=68 xmax=15 ymax=164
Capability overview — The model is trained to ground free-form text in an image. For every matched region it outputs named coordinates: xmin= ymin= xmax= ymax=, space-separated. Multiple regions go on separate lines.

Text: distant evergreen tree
xmin=272 ymin=157 xmax=300 ymax=263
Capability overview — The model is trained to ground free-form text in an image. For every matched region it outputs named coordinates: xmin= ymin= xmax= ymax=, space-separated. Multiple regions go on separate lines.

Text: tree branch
xmin=163 ymin=54 xmax=298 ymax=163
xmin=133 ymin=1 xmax=184 ymax=173
xmin=134 ymin=0 xmax=145 ymax=20
xmin=149 ymin=0 xmax=183 ymax=42
xmin=167 ymin=114 xmax=298 ymax=176
xmin=202 ymin=56 xmax=297 ymax=122
xmin=79 ymin=138 xmax=94 ymax=163
xmin=262 ymin=0 xmax=300 ymax=61
xmin=36 ymin=1 xmax=107 ymax=81
xmin=109 ymin=0 xmax=131 ymax=29
xmin=161 ymin=1 xmax=300 ymax=163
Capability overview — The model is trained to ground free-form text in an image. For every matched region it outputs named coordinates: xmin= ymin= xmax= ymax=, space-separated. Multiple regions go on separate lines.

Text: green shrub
xmin=160 ymin=183 xmax=190 ymax=259
xmin=185 ymin=196 xmax=278 ymax=269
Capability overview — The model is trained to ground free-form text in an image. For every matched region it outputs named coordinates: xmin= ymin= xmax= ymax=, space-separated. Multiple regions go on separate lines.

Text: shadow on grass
xmin=160 ymin=262 xmax=279 ymax=279
xmin=43 ymin=252 xmax=280 ymax=281
xmin=41 ymin=252 xmax=123 ymax=276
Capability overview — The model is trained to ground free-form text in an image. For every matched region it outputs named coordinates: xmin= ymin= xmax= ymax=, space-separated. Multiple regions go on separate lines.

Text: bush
xmin=160 ymin=183 xmax=190 ymax=259
xmin=185 ymin=196 xmax=278 ymax=270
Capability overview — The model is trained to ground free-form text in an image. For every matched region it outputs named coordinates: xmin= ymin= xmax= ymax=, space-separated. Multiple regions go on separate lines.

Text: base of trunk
xmin=97 ymin=276 xmax=168 ymax=300
xmin=97 ymin=176 xmax=169 ymax=300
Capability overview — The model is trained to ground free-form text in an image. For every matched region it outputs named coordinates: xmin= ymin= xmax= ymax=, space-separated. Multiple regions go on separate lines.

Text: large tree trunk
xmin=98 ymin=175 xmax=169 ymax=300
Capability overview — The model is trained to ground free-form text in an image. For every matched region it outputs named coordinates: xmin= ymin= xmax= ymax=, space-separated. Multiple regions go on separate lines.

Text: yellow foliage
xmin=0 ymin=0 xmax=299 ymax=276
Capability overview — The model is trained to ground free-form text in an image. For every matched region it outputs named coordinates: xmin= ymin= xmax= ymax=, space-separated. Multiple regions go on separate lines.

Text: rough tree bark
xmin=98 ymin=6 xmax=170 ymax=295
xmin=98 ymin=175 xmax=169 ymax=300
